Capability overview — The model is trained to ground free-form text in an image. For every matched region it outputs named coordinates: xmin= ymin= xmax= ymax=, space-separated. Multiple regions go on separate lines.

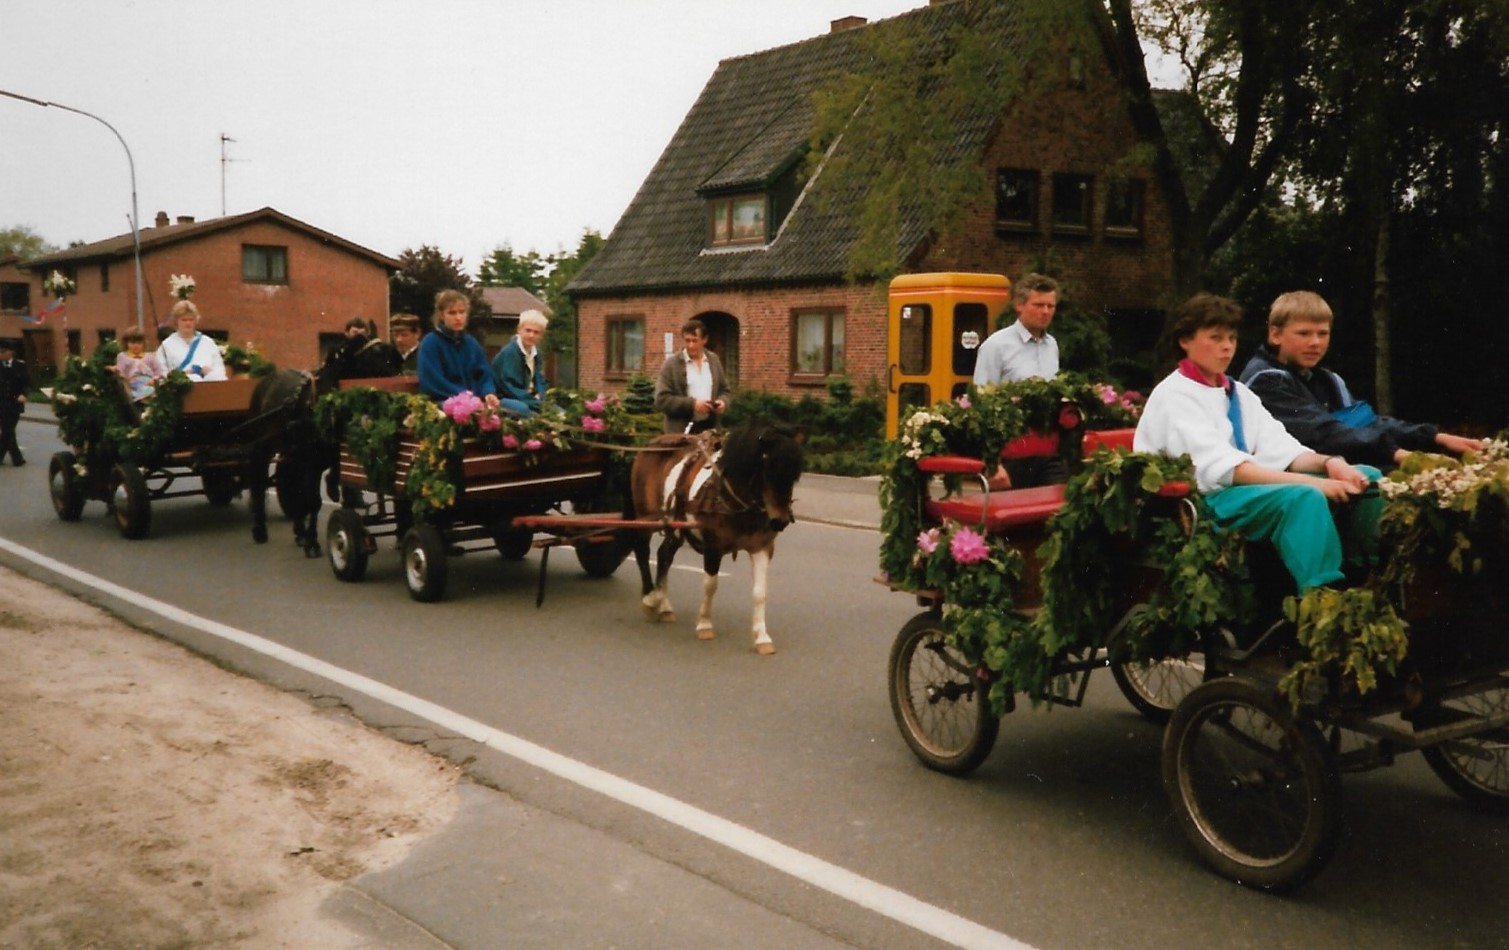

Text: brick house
xmin=568 ymin=0 xmax=1175 ymax=400
xmin=13 ymin=207 xmax=398 ymax=377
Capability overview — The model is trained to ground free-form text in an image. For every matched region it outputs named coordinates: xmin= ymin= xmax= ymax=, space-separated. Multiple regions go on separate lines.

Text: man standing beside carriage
xmin=654 ymin=319 xmax=729 ymax=434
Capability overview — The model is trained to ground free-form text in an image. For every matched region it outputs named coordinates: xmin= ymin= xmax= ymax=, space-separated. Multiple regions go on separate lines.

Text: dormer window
xmin=708 ymin=194 xmax=768 ymax=247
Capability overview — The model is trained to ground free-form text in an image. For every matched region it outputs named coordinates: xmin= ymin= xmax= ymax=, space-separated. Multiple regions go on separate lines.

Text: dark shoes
xmin=10 ymin=457 xmax=22 ymax=467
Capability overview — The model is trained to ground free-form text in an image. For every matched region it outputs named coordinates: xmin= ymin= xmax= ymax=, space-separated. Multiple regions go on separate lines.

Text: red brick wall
xmin=575 ymin=56 xmax=1177 ymax=402
xmin=4 ymin=220 xmax=391 ymax=376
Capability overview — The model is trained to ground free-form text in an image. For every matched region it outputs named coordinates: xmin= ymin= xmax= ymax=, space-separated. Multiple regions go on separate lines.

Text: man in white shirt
xmin=654 ymin=319 xmax=730 ymax=434
xmin=972 ymin=273 xmax=1060 ymax=386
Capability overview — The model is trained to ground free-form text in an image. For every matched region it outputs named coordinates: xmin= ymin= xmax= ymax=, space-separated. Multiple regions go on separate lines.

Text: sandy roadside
xmin=0 ymin=564 xmax=460 ymax=947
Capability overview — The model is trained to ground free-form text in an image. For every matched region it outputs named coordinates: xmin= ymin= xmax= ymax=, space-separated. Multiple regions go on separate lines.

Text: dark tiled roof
xmin=23 ymin=207 xmax=399 ymax=271
xmin=478 ymin=286 xmax=551 ymax=318
xmin=570 ymin=0 xmax=1017 ymax=296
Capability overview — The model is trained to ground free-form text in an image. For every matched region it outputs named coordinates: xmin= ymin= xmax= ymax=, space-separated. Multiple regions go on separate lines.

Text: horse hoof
xmin=253 ymin=528 xmax=269 ymax=544
xmin=641 ymin=603 xmax=660 ymax=621
xmin=659 ymin=611 xmax=678 ymax=624
xmin=696 ymin=627 xmax=715 ymax=641
xmin=304 ymin=544 xmax=322 ymax=559
xmin=756 ymin=643 xmax=776 ymax=656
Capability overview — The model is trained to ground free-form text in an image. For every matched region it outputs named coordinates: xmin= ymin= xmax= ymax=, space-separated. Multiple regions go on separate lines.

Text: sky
xmin=1 ymin=0 xmax=928 ymax=273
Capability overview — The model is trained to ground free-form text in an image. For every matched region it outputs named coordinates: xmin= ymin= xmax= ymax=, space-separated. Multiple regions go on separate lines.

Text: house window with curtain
xmin=242 ymin=244 xmax=289 ymax=284
xmin=708 ymin=195 xmax=768 ymax=247
xmin=791 ymin=309 xmax=844 ymax=380
xmin=606 ymin=315 xmax=644 ymax=377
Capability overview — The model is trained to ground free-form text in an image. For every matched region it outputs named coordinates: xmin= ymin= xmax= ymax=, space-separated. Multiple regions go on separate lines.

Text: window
xmin=606 ymin=316 xmax=644 ymax=376
xmin=708 ymin=194 xmax=767 ymax=247
xmin=898 ymin=303 xmax=932 ymax=375
xmin=99 ymin=263 xmax=110 ymax=292
xmin=1052 ymin=173 xmax=1093 ymax=232
xmin=791 ymin=309 xmax=845 ymax=379
xmin=242 ymin=244 xmax=289 ymax=283
xmin=0 ymin=282 xmax=28 ymax=312
xmin=1105 ymin=179 xmax=1146 ymax=237
xmin=952 ymin=303 xmax=990 ymax=377
xmin=995 ymin=168 xmax=1039 ymax=232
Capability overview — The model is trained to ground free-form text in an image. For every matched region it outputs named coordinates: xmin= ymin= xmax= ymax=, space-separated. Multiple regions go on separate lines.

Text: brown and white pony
xmin=628 ymin=425 xmax=804 ymax=654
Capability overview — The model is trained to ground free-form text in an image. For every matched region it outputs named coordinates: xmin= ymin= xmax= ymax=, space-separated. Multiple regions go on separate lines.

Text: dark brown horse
xmin=628 ymin=425 xmax=804 ymax=654
xmin=243 ymin=369 xmax=324 ymax=557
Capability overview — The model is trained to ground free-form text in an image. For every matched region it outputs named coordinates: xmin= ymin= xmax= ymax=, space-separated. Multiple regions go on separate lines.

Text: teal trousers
xmin=1206 ymin=465 xmax=1382 ymax=592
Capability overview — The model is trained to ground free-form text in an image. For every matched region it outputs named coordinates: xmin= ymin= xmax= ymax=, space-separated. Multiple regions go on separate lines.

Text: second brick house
xmin=14 ymin=207 xmax=397 ymax=377
xmin=568 ymin=0 xmax=1176 ymax=401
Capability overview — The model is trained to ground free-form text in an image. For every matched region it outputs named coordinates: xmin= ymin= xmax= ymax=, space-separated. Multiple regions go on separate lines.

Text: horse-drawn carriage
xmin=48 ymin=349 xmax=317 ymax=544
xmin=319 ymin=378 xmax=633 ymax=602
xmin=881 ymin=391 xmax=1509 ymax=892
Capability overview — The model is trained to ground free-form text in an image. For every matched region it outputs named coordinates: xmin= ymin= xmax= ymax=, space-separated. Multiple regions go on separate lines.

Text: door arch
xmin=693 ymin=311 xmax=739 ymax=386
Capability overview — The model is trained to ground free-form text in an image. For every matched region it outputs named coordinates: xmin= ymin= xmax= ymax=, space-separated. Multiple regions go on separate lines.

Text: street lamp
xmin=0 ymin=88 xmax=145 ymax=332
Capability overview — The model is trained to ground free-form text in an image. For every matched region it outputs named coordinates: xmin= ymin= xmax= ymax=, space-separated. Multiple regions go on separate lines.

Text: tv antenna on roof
xmin=220 ymin=133 xmax=238 ymax=216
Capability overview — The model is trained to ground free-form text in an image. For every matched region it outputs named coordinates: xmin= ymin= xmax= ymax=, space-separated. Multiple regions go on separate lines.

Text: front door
xmin=694 ymin=311 xmax=739 ymax=386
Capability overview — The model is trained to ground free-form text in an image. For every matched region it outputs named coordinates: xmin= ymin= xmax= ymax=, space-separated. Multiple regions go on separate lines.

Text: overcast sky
xmin=2 ymin=0 xmax=927 ymax=272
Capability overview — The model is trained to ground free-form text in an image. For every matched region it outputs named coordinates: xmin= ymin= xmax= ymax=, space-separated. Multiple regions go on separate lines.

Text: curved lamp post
xmin=0 ymin=88 xmax=144 ymax=332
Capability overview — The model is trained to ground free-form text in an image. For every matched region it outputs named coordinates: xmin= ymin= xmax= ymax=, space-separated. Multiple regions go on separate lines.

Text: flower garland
xmin=52 ymin=343 xmax=194 ymax=472
xmin=318 ymin=385 xmax=641 ymax=523
xmin=1378 ymin=439 xmax=1509 ymax=585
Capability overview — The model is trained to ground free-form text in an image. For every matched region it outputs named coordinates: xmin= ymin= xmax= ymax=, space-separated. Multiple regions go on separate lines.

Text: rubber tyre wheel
xmin=326 ymin=508 xmax=370 ymax=583
xmin=493 ymin=525 xmax=534 ymax=561
xmin=574 ymin=533 xmax=628 ymax=578
xmin=1112 ymin=654 xmax=1208 ymax=725
xmin=49 ymin=451 xmax=85 ymax=521
xmin=402 ymin=524 xmax=449 ymax=603
xmin=110 ymin=463 xmax=152 ymax=540
xmin=888 ymin=611 xmax=999 ymax=775
xmin=202 ymin=472 xmax=239 ymax=507
xmin=1163 ymin=677 xmax=1342 ymax=892
xmin=1418 ymin=684 xmax=1509 ymax=813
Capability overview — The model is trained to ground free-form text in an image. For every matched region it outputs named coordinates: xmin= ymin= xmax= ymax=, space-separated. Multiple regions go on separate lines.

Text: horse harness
xmin=661 ymin=431 xmax=765 ymax=526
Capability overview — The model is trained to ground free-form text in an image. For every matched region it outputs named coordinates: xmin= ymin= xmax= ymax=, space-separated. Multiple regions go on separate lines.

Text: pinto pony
xmin=628 ymin=425 xmax=804 ymax=655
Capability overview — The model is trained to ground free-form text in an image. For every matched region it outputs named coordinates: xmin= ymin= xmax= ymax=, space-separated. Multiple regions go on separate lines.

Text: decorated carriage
xmin=317 ymin=379 xmax=639 ymax=603
xmin=881 ymin=379 xmax=1509 ymax=892
xmin=46 ymin=343 xmax=307 ymax=542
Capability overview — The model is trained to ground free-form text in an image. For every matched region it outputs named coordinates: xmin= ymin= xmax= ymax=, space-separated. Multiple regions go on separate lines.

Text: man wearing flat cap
xmin=390 ymin=313 xmax=421 ymax=376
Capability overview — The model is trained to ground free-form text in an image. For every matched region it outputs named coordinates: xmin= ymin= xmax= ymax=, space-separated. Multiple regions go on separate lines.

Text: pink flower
xmin=956 ymin=394 xmax=972 ymax=410
xmin=585 ymin=398 xmax=607 ymax=415
xmin=523 ymin=438 xmax=544 ymax=451
xmin=502 ymin=434 xmax=519 ymax=450
xmin=477 ymin=410 xmax=502 ymax=432
xmin=581 ymin=415 xmax=606 ymax=433
xmin=917 ymin=527 xmax=940 ymax=555
xmin=949 ymin=526 xmax=991 ymax=565
xmin=442 ymin=391 xmax=483 ymax=425
xmin=1096 ymin=383 xmax=1118 ymax=405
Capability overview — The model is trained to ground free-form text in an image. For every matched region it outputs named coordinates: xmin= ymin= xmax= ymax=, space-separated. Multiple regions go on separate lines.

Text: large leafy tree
xmin=0 ymin=225 xmax=56 ymax=260
xmin=389 ymin=245 xmax=487 ymax=326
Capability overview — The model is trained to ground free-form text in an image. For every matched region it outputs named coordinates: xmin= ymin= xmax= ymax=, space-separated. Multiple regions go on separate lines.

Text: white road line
xmin=0 ymin=537 xmax=1030 ymax=950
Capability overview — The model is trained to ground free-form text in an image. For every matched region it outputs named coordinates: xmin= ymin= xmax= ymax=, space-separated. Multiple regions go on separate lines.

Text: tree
xmin=478 ymin=244 xmax=547 ymax=296
xmin=389 ymin=245 xmax=487 ymax=326
xmin=0 ymin=225 xmax=56 ymax=260
xmin=540 ymin=230 xmax=604 ymax=361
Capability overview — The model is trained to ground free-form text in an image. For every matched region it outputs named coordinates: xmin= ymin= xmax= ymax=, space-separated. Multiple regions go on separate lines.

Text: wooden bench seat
xmin=923 ymin=484 xmax=1067 ymax=532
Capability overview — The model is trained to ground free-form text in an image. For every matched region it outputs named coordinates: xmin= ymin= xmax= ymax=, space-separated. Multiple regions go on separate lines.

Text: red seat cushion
xmin=924 ymin=484 xmax=1066 ymax=532
xmin=1082 ymin=428 xmax=1136 ymax=454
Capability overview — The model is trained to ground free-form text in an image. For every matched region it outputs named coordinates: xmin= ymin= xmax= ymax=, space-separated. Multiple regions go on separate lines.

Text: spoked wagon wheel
xmin=402 ymin=524 xmax=449 ymax=602
xmin=1162 ymin=677 xmax=1342 ymax=892
xmin=574 ymin=532 xmax=629 ymax=578
xmin=326 ymin=508 xmax=370 ymax=583
xmin=1417 ymin=684 xmax=1509 ymax=813
xmin=1112 ymin=654 xmax=1207 ymax=724
xmin=888 ymin=611 xmax=999 ymax=775
xmin=49 ymin=451 xmax=85 ymax=521
xmin=110 ymin=463 xmax=152 ymax=540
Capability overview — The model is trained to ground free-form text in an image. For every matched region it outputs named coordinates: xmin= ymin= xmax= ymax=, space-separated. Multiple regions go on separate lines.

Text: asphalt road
xmin=4 ymin=417 xmax=1507 ymax=948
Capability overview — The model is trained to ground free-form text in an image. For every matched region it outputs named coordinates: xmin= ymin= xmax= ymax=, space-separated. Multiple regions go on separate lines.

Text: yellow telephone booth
xmin=885 ymin=272 xmax=1012 ymax=438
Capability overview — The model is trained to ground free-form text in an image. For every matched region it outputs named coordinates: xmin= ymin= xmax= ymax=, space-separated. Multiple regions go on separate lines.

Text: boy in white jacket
xmin=1134 ymin=294 xmax=1380 ymax=592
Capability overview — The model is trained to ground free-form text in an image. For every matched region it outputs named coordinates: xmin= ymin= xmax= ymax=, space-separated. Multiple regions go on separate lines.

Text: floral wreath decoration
xmin=52 ymin=343 xmax=195 ymax=474
xmin=43 ymin=270 xmax=77 ymax=298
